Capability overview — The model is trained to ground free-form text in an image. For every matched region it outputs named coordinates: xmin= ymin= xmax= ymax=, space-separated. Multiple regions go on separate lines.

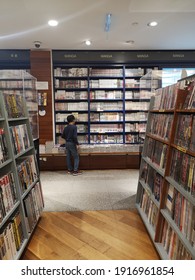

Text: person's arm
xmin=61 ymin=127 xmax=66 ymax=139
xmin=73 ymin=126 xmax=79 ymax=145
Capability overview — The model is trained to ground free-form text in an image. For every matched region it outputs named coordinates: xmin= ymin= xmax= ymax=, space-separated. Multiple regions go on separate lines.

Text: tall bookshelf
xmin=139 ymin=70 xmax=162 ymax=143
xmin=53 ymin=65 xmax=154 ymax=150
xmin=0 ymin=70 xmax=44 ymax=260
xmin=136 ymin=76 xmax=195 ymax=259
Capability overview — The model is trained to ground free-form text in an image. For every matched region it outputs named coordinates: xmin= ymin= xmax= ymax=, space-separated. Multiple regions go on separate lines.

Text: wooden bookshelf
xmin=136 ymin=78 xmax=195 ymax=260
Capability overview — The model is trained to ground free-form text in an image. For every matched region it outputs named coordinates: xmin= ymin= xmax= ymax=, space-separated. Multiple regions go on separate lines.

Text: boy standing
xmin=61 ymin=114 xmax=82 ymax=175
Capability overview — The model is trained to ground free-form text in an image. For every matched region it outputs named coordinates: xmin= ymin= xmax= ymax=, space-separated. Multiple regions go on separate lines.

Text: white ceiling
xmin=0 ymin=0 xmax=195 ymax=50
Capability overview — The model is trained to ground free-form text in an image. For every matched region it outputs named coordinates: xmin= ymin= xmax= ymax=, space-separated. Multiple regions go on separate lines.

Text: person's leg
xmin=69 ymin=144 xmax=79 ymax=171
xmin=66 ymin=143 xmax=73 ymax=172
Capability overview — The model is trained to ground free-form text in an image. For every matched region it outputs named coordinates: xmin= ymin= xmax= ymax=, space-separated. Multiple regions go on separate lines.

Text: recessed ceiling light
xmin=48 ymin=20 xmax=58 ymax=27
xmin=85 ymin=40 xmax=91 ymax=46
xmin=147 ymin=21 xmax=158 ymax=27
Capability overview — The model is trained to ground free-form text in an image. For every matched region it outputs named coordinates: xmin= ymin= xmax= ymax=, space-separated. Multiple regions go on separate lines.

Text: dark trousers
xmin=66 ymin=142 xmax=79 ymax=171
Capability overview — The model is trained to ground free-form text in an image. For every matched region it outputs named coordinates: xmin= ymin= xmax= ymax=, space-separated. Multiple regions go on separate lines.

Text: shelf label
xmin=64 ymin=54 xmax=77 ymax=58
xmin=100 ymin=54 xmax=113 ymax=59
xmin=176 ymin=146 xmax=187 ymax=153
xmin=137 ymin=54 xmax=149 ymax=58
xmin=159 ymin=109 xmax=165 ymax=112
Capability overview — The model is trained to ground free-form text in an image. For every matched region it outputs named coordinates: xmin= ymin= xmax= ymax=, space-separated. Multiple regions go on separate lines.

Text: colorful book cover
xmin=166 ymin=184 xmax=175 ymax=216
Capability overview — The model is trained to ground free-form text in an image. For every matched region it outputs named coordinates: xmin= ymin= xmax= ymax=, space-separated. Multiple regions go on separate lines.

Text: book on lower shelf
xmin=170 ymin=148 xmax=195 ymax=195
xmin=0 ymin=172 xmax=17 ymax=223
xmin=140 ymin=161 xmax=163 ymax=202
xmin=9 ymin=124 xmax=30 ymax=155
xmin=90 ymin=90 xmax=123 ymax=99
xmin=144 ymin=137 xmax=168 ymax=170
xmin=165 ymin=184 xmax=195 ymax=245
xmin=0 ymin=128 xmax=8 ymax=164
xmin=23 ymin=182 xmax=44 ymax=233
xmin=139 ymin=188 xmax=158 ymax=230
xmin=165 ymin=184 xmax=175 ymax=214
xmin=161 ymin=220 xmax=193 ymax=259
xmin=16 ymin=154 xmax=38 ymax=194
xmin=0 ymin=211 xmax=24 ymax=260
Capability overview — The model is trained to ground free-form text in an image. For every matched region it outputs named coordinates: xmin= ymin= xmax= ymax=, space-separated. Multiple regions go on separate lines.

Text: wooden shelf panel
xmin=150 ymin=109 xmax=174 ymax=113
xmin=39 ymin=153 xmax=140 ymax=170
xmin=146 ymin=133 xmax=169 ymax=145
xmin=142 ymin=157 xmax=165 ymax=177
xmin=165 ymin=176 xmax=195 ymax=206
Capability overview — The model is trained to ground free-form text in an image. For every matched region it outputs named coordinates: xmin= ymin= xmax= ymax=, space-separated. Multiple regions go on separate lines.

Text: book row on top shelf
xmin=54 ymin=78 xmax=144 ymax=89
xmin=0 ymin=70 xmax=43 ymax=260
xmin=136 ymin=75 xmax=195 ymax=260
xmin=54 ymin=67 xmax=147 ymax=78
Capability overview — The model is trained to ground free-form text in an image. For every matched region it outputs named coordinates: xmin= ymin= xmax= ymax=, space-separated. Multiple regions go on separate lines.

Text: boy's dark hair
xmin=67 ymin=114 xmax=75 ymax=123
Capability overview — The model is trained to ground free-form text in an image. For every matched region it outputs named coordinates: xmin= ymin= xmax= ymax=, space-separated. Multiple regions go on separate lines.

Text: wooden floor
xmin=21 ymin=209 xmax=160 ymax=260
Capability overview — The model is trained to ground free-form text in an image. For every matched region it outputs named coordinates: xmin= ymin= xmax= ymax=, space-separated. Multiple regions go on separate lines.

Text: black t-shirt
xmin=62 ymin=124 xmax=79 ymax=145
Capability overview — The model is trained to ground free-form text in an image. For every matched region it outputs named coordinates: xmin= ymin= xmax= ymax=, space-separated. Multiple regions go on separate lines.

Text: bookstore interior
xmin=1 ymin=1 xmax=195 ymax=262
xmin=1 ymin=60 xmax=195 ymax=261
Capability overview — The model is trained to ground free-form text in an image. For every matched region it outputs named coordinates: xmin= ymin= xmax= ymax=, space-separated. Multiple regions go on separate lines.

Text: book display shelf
xmin=136 ymin=76 xmax=195 ymax=259
xmin=139 ymin=70 xmax=162 ymax=143
xmin=0 ymin=70 xmax=44 ymax=260
xmin=54 ymin=66 xmax=154 ymax=145
xmin=50 ymin=65 xmax=155 ymax=169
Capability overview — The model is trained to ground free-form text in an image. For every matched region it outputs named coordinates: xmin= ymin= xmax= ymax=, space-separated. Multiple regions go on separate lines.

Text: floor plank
xmin=21 ymin=209 xmax=160 ymax=260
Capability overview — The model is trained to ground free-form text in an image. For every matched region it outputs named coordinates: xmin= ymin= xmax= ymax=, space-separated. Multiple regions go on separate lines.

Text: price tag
xmin=177 ymin=146 xmax=187 ymax=153
xmin=159 ymin=109 xmax=165 ymax=112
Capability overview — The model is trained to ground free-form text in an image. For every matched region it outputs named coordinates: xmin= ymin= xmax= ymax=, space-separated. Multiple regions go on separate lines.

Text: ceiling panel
xmin=0 ymin=0 xmax=195 ymax=50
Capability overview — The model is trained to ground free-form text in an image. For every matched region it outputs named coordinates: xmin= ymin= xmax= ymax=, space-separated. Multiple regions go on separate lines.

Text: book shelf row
xmin=55 ymin=101 xmax=149 ymax=111
xmin=55 ymin=89 xmax=153 ymax=100
xmin=54 ymin=67 xmax=146 ymax=78
xmin=136 ymin=74 xmax=195 ymax=260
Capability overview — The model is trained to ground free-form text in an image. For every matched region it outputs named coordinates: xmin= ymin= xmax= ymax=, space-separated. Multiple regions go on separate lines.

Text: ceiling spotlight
xmin=48 ymin=20 xmax=58 ymax=26
xmin=147 ymin=21 xmax=158 ymax=27
xmin=85 ymin=40 xmax=91 ymax=46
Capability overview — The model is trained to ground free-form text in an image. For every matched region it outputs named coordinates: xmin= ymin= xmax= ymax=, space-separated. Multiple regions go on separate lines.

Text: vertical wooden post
xmin=30 ymin=50 xmax=53 ymax=144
